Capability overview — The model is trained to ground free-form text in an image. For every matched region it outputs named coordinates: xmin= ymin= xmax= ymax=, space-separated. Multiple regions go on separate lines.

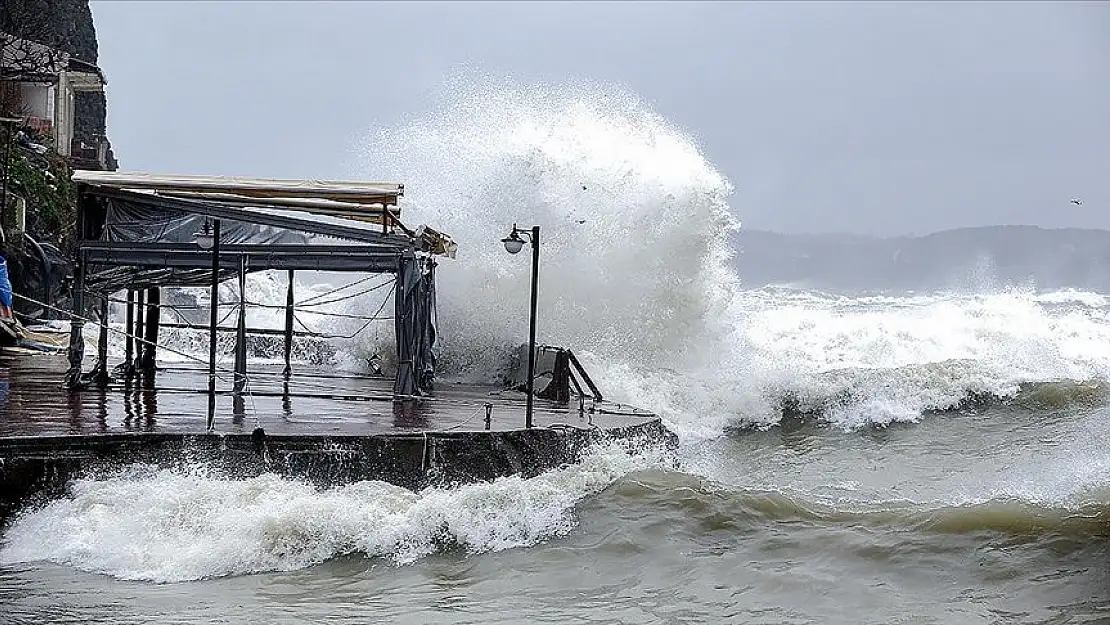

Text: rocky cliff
xmin=1 ymin=0 xmax=115 ymax=318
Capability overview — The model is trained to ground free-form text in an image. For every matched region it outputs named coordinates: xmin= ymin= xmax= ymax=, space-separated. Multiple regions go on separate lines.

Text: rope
xmin=14 ymin=292 xmax=568 ymax=424
xmin=292 ymin=312 xmax=315 ymax=336
xmin=288 ymin=282 xmax=396 ymax=341
xmin=31 ymin=289 xmax=261 ymax=419
xmin=109 ymin=298 xmax=392 ymax=323
xmin=101 ymin=275 xmax=395 ymax=320
xmin=297 ymin=275 xmax=394 ymax=306
xmin=12 ymin=291 xmax=238 ymax=383
xmin=441 ymin=405 xmax=488 ymax=431
xmin=298 ymin=310 xmax=393 ymax=322
xmin=102 ymin=280 xmax=393 ymax=342
xmin=104 ymin=295 xmax=239 ymax=310
xmin=296 ymin=285 xmax=393 ymax=309
xmin=245 ymin=303 xmax=393 ymax=322
xmin=296 ymin=274 xmax=377 ymax=305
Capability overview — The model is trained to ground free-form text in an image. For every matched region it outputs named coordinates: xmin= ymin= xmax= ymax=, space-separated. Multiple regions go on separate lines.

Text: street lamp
xmin=194 ymin=218 xmax=215 ymax=250
xmin=502 ymin=223 xmax=540 ymax=428
xmin=198 ymin=217 xmax=221 ymax=430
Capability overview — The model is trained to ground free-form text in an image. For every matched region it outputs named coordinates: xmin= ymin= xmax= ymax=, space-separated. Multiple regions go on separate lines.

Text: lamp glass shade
xmin=195 ymin=232 xmax=215 ymax=250
xmin=502 ymin=236 xmax=524 ymax=254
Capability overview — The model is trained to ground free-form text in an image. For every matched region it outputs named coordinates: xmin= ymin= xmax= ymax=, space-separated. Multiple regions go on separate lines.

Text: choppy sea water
xmin=2 ymin=80 xmax=1108 ymax=623
xmin=3 ymin=286 xmax=1107 ymax=624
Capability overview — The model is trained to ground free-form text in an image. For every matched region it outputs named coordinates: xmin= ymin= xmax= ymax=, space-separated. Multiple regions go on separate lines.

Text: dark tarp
xmin=86 ymin=193 xmax=311 ymax=293
xmin=393 ymin=250 xmax=437 ymax=397
xmin=102 ymin=194 xmax=310 ymax=247
xmin=81 ymin=190 xmax=413 ymax=293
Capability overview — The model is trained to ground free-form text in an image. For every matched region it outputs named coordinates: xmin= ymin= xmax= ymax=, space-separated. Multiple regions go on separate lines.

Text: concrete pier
xmin=0 ymin=354 xmax=675 ymax=522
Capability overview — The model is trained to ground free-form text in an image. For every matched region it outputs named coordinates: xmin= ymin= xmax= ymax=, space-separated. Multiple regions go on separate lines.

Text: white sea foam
xmin=0 ymin=445 xmax=659 ymax=582
xmin=709 ymin=286 xmax=1110 ymax=431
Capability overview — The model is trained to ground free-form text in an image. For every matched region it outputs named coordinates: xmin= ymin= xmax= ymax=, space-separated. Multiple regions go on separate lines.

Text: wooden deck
xmin=0 ymin=351 xmax=675 ymax=520
xmin=0 ymin=352 xmax=656 ymax=439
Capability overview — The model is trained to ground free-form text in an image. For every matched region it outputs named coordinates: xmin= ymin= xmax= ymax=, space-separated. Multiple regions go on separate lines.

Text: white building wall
xmin=16 ymin=82 xmax=52 ymax=118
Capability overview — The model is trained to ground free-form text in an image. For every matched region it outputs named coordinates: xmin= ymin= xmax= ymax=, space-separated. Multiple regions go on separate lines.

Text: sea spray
xmin=355 ymin=78 xmax=741 ymax=384
xmin=353 ymin=77 xmax=1110 ymax=435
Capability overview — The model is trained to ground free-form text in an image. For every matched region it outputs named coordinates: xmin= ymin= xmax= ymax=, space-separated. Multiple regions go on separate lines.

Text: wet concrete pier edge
xmin=0 ymin=421 xmax=677 ymax=523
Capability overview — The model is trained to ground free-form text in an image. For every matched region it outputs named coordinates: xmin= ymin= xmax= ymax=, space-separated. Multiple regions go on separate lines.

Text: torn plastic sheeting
xmin=103 ymin=195 xmax=309 ymax=246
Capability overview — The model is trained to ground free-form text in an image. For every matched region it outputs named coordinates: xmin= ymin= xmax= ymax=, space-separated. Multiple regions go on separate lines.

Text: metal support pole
xmin=206 ymin=219 xmax=221 ymax=430
xmin=64 ymin=189 xmax=88 ymax=390
xmin=93 ymin=294 xmax=109 ymax=388
xmin=233 ymin=254 xmax=247 ymax=394
xmin=140 ymin=287 xmax=160 ymax=388
xmin=282 ymin=269 xmax=294 ymax=378
xmin=133 ymin=289 xmax=145 ymax=370
xmin=525 ymin=225 xmax=540 ymax=429
xmin=123 ymin=289 xmax=135 ymax=379
xmin=63 ymin=253 xmax=86 ymax=390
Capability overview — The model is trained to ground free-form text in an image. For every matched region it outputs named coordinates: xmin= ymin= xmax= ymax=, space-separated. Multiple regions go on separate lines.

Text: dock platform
xmin=0 ymin=354 xmax=674 ymax=521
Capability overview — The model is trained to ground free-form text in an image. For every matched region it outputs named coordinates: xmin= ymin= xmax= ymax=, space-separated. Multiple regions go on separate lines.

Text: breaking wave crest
xmin=0 ymin=444 xmax=665 ymax=583
xmin=591 ymin=285 xmax=1110 ymax=436
xmin=355 ymin=77 xmax=741 ymax=399
xmin=717 ymin=287 xmax=1110 ymax=431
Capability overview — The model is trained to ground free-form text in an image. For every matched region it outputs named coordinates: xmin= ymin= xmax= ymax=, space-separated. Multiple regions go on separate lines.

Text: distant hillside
xmin=732 ymin=226 xmax=1110 ymax=293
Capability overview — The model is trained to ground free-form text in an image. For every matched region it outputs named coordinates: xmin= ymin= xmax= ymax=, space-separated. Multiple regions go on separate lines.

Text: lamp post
xmin=501 ymin=223 xmax=540 ymax=429
xmin=196 ymin=217 xmax=220 ymax=430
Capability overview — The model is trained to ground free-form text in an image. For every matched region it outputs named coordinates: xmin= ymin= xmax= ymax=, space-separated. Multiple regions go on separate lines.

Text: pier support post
xmin=233 ymin=255 xmax=247 ymax=395
xmin=206 ymin=219 xmax=221 ymax=431
xmin=122 ymin=289 xmax=135 ymax=381
xmin=133 ymin=289 xmax=145 ymax=372
xmin=282 ymin=269 xmax=294 ymax=378
xmin=140 ymin=287 xmax=160 ymax=388
xmin=63 ymin=250 xmax=86 ymax=390
xmin=92 ymin=294 xmax=110 ymax=388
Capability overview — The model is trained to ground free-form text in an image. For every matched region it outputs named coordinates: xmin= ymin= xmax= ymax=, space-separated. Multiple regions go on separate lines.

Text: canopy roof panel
xmin=73 ymin=171 xmax=456 ymax=292
xmin=73 ymin=171 xmax=456 ymax=257
xmin=71 ymin=170 xmax=404 ymax=216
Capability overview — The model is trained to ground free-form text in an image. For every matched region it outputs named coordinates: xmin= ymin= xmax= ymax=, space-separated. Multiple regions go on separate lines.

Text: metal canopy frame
xmin=83 ymin=242 xmax=404 ymax=273
xmin=64 ymin=174 xmax=446 ymax=414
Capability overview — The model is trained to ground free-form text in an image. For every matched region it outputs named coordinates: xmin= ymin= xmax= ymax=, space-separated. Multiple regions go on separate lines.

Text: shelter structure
xmin=0 ymin=172 xmax=677 ymax=518
xmin=0 ymin=33 xmax=108 ymax=166
xmin=64 ymin=171 xmax=456 ymax=415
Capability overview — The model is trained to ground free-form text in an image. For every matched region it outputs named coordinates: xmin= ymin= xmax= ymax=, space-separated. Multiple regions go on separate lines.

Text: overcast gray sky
xmin=90 ymin=1 xmax=1109 ymax=237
